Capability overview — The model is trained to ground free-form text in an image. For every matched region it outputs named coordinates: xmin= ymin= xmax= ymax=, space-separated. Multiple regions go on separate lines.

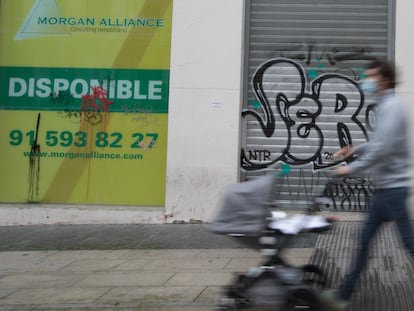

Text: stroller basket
xmin=208 ymin=173 xmax=277 ymax=237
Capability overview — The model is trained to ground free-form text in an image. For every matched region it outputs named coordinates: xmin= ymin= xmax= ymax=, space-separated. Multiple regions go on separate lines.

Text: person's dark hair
xmin=368 ymin=59 xmax=397 ymax=89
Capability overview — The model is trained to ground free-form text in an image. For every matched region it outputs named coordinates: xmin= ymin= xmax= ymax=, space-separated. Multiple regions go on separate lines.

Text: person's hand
xmin=333 ymin=146 xmax=354 ymax=160
xmin=335 ymin=165 xmax=351 ymax=176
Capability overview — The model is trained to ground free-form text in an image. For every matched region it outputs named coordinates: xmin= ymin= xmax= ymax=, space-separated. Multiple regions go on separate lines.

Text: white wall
xmin=396 ymin=0 xmax=414 ymax=211
xmin=395 ymin=0 xmax=414 ymax=99
xmin=165 ymin=0 xmax=245 ymax=223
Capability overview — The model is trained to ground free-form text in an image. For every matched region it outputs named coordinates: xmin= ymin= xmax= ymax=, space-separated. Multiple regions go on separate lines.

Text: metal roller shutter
xmin=241 ymin=0 xmax=394 ymax=211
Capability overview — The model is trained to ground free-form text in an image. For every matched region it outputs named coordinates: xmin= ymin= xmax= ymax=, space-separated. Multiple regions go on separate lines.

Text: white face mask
xmin=359 ymin=79 xmax=378 ymax=95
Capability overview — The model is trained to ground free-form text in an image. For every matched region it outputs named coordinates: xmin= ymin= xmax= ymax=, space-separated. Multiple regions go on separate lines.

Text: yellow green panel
xmin=0 ymin=0 xmax=172 ymax=69
xmin=0 ymin=0 xmax=173 ymax=206
xmin=0 ymin=111 xmax=168 ymax=205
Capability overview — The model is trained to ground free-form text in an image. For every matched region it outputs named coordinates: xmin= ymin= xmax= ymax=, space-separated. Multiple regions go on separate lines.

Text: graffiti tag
xmin=241 ymin=57 xmax=376 ymax=171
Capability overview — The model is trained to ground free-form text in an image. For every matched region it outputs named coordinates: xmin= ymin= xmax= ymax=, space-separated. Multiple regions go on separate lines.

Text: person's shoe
xmin=319 ymin=289 xmax=350 ymax=310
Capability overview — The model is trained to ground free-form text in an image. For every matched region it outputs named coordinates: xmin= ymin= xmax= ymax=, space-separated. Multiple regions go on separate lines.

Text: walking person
xmin=321 ymin=59 xmax=413 ymax=310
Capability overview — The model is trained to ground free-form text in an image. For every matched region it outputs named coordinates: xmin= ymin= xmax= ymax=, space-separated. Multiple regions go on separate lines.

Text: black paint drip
xmin=28 ymin=113 xmax=41 ymax=202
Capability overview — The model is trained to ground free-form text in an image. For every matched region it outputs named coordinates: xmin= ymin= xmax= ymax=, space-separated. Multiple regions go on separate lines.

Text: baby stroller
xmin=208 ymin=172 xmax=335 ymax=310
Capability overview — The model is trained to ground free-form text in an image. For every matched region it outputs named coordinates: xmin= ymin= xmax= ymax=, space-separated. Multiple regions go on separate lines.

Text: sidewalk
xmin=0 ymin=222 xmax=413 ymax=310
xmin=0 ymin=248 xmax=312 ymax=311
xmin=0 ymin=224 xmax=314 ymax=310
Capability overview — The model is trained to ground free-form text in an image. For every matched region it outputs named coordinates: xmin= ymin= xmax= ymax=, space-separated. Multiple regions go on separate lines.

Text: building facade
xmin=1 ymin=0 xmax=413 ymax=224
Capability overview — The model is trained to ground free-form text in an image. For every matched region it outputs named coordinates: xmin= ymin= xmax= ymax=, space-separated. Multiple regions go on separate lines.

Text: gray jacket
xmin=348 ymin=90 xmax=411 ymax=189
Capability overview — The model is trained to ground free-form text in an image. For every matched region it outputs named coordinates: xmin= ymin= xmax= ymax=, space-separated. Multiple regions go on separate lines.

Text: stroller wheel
xmin=215 ymin=297 xmax=238 ymax=310
xmin=284 ymin=287 xmax=321 ymax=311
xmin=215 ymin=295 xmax=251 ymax=310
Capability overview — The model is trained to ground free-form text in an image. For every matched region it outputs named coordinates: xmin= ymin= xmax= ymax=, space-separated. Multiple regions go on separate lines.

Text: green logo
xmin=15 ymin=0 xmax=69 ymax=40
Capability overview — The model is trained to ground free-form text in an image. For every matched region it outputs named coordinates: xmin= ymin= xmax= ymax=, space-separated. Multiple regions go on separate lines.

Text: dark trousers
xmin=338 ymin=187 xmax=414 ymax=299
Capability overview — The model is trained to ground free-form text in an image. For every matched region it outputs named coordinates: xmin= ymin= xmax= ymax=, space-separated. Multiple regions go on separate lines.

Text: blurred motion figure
xmin=322 ymin=59 xmax=413 ymax=310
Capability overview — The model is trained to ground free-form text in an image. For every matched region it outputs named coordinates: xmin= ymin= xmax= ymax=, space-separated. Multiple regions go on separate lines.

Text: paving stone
xmin=165 ymin=271 xmax=234 ymax=286
xmin=0 ymin=289 xmax=16 ymax=299
xmin=46 ymin=250 xmax=128 ymax=261
xmin=0 ymin=258 xmax=74 ymax=273
xmin=0 ymin=288 xmax=110 ymax=305
xmin=142 ymin=257 xmax=230 ymax=271
xmin=197 ymin=249 xmax=260 ymax=258
xmin=75 ymin=271 xmax=175 ymax=287
xmin=97 ymin=286 xmax=205 ymax=304
xmin=0 ymin=251 xmax=55 ymax=259
xmin=223 ymin=257 xmax=264 ymax=271
xmin=281 ymin=248 xmax=313 ymax=266
xmin=283 ymin=248 xmax=313 ymax=258
xmin=60 ymin=259 xmax=127 ymax=272
xmin=0 ymin=251 xmax=63 ymax=273
xmin=35 ymin=306 xmax=213 ymax=311
xmin=111 ymin=259 xmax=150 ymax=271
xmin=194 ymin=285 xmax=222 ymax=303
xmin=0 ymin=272 xmax=85 ymax=289
xmin=116 ymin=249 xmax=205 ymax=258
xmin=136 ymin=306 xmax=212 ymax=311
xmin=0 ymin=306 xmax=37 ymax=311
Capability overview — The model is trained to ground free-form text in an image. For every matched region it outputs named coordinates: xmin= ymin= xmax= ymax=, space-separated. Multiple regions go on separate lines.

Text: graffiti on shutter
xmin=242 ymin=0 xmax=390 ymax=210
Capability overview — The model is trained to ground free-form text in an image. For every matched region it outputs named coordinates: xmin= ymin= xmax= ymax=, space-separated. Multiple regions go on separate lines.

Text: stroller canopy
xmin=209 ymin=174 xmax=276 ymax=236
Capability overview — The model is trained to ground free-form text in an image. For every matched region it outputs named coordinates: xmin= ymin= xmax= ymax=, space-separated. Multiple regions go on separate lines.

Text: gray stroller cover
xmin=208 ymin=173 xmax=276 ymax=236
